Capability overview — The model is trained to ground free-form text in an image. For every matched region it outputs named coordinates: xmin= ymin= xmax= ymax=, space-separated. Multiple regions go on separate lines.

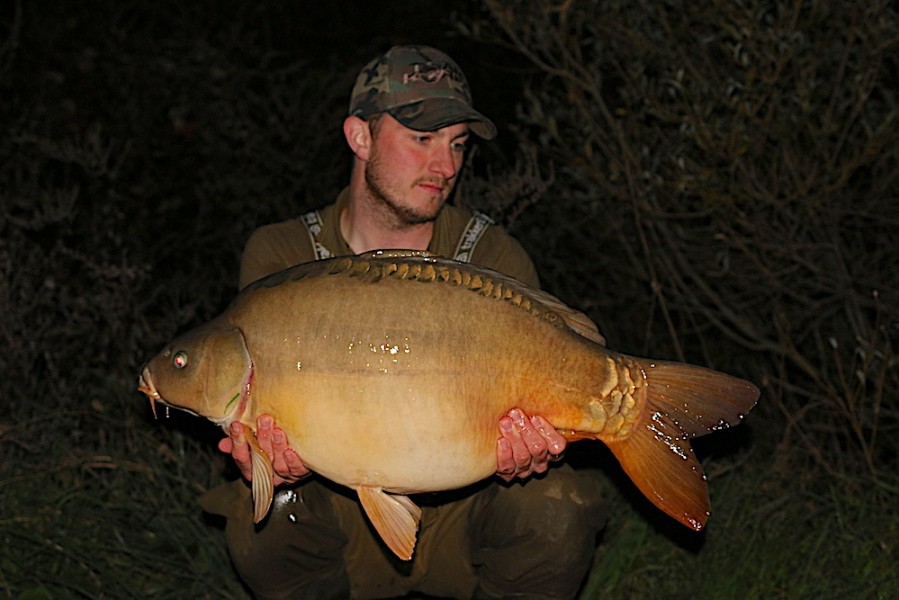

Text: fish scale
xmin=293 ymin=252 xmax=559 ymax=330
xmin=138 ymin=249 xmax=759 ymax=561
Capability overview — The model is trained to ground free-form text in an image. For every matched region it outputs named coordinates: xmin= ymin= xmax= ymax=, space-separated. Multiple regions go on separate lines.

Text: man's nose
xmin=429 ymin=145 xmax=458 ymax=179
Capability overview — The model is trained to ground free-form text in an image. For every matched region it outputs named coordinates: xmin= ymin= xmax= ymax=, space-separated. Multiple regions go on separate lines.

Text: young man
xmin=200 ymin=45 xmax=606 ymax=600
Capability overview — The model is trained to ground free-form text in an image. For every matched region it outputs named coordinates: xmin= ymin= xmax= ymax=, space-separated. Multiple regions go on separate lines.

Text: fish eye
xmin=172 ymin=351 xmax=189 ymax=369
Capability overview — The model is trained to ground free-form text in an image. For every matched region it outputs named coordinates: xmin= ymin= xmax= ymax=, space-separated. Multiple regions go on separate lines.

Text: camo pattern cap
xmin=349 ymin=45 xmax=497 ymax=140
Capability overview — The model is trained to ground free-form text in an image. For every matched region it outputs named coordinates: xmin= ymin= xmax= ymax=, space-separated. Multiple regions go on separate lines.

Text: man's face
xmin=364 ymin=114 xmax=469 ymax=226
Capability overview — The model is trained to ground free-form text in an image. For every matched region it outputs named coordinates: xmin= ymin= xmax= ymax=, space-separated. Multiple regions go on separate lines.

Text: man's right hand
xmin=218 ymin=414 xmax=310 ymax=486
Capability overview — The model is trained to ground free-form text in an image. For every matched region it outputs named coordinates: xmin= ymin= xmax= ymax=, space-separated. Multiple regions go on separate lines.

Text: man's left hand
xmin=496 ymin=407 xmax=567 ymax=481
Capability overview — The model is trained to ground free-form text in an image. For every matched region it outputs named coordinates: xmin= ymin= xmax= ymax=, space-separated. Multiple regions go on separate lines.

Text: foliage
xmin=0 ymin=1 xmax=351 ymax=596
xmin=582 ymin=446 xmax=899 ymax=599
xmin=465 ymin=0 xmax=899 ymax=482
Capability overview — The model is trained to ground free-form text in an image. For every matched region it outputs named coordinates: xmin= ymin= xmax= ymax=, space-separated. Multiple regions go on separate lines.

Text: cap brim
xmin=389 ymin=99 xmax=497 ymax=140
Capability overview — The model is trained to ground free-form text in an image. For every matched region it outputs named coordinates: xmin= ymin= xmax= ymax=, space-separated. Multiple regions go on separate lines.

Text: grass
xmin=1 ymin=400 xmax=248 ymax=599
xmin=582 ymin=458 xmax=899 ymax=599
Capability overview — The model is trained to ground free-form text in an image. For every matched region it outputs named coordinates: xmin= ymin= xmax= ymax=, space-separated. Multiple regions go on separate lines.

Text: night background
xmin=1 ymin=1 xmax=897 ymax=598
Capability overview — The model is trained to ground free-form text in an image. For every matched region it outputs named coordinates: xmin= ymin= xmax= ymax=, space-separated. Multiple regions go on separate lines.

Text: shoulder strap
xmin=452 ymin=211 xmax=494 ymax=263
xmin=302 ymin=209 xmax=493 ymax=263
xmin=299 ymin=210 xmax=334 ymax=261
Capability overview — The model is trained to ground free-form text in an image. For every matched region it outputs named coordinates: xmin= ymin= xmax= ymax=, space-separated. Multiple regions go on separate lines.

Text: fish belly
xmin=234 ymin=272 xmax=609 ymax=494
xmin=265 ymin=373 xmax=499 ymax=492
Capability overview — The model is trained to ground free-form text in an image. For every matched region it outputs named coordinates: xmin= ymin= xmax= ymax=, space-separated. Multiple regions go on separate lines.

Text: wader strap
xmin=301 ymin=208 xmax=493 ymax=263
xmin=300 ymin=210 xmax=334 ymax=260
xmin=453 ymin=211 xmax=494 ymax=263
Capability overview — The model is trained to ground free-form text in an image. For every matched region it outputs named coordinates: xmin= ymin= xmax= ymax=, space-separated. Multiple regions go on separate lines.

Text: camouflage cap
xmin=348 ymin=45 xmax=497 ymax=140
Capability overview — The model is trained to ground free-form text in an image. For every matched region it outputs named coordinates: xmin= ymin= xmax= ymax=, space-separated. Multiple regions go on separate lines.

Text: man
xmin=200 ymin=45 xmax=606 ymax=600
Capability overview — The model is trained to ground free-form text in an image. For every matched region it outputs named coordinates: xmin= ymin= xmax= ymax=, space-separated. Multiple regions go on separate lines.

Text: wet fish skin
xmin=138 ymin=250 xmax=759 ymax=560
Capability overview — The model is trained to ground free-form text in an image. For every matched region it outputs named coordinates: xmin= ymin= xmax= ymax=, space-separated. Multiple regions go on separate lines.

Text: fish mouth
xmin=137 ymin=366 xmax=163 ymax=419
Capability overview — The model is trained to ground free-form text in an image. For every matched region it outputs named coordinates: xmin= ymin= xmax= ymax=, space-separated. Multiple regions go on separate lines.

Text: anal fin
xmin=356 ymin=486 xmax=422 ymax=560
xmin=244 ymin=428 xmax=275 ymax=524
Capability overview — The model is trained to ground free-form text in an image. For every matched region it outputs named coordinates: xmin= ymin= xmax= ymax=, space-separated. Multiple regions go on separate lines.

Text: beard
xmin=364 ymin=150 xmax=447 ymax=227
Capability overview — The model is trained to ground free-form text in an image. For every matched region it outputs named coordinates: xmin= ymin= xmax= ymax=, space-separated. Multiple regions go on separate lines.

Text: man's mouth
xmin=417 ymin=179 xmax=447 ymax=194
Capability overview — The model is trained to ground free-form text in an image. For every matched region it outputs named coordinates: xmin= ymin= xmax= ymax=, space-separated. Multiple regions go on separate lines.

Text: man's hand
xmin=217 ymin=414 xmax=310 ymax=486
xmin=219 ymin=409 xmax=562 ymax=486
xmin=496 ymin=407 xmax=567 ymax=482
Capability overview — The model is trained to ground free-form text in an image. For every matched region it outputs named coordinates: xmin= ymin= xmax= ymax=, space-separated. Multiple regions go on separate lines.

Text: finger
xmin=530 ymin=415 xmax=566 ymax=458
xmin=217 ymin=437 xmax=234 ymax=454
xmin=271 ymin=451 xmax=310 ymax=487
xmin=229 ymin=421 xmax=247 ymax=455
xmin=499 ymin=415 xmax=526 ymax=466
xmin=256 ymin=414 xmax=275 ymax=459
xmin=509 ymin=409 xmax=548 ymax=461
xmin=261 ymin=418 xmax=310 ymax=485
xmin=282 ymin=448 xmax=310 ymax=480
xmin=539 ymin=417 xmax=567 ymax=456
xmin=228 ymin=421 xmax=253 ymax=481
xmin=518 ymin=413 xmax=550 ymax=461
xmin=519 ymin=424 xmax=549 ymax=475
xmin=495 ymin=438 xmax=516 ymax=481
xmin=529 ymin=459 xmax=549 ymax=475
xmin=269 ymin=426 xmax=291 ymax=477
xmin=506 ymin=410 xmax=534 ymax=471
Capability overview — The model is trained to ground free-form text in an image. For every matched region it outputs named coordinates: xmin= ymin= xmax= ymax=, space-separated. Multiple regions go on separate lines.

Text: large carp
xmin=138 ymin=250 xmax=758 ymax=560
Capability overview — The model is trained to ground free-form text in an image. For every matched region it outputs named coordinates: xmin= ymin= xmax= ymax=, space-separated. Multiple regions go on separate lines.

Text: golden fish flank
xmin=137 ymin=249 xmax=759 ymax=561
xmin=343 ymin=332 xmax=412 ymax=374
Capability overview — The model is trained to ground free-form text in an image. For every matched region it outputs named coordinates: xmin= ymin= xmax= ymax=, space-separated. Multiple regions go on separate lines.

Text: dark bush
xmin=464 ymin=0 xmax=898 ymax=480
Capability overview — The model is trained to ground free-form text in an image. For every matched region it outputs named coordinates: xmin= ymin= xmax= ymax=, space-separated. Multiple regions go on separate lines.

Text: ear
xmin=343 ymin=116 xmax=372 ymax=161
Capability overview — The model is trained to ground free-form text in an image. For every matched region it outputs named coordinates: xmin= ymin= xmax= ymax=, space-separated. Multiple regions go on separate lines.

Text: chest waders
xmin=300 ymin=209 xmax=494 ymax=263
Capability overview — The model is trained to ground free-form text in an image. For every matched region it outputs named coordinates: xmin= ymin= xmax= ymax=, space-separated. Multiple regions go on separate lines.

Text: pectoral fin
xmin=244 ymin=428 xmax=274 ymax=524
xmin=356 ymin=486 xmax=422 ymax=560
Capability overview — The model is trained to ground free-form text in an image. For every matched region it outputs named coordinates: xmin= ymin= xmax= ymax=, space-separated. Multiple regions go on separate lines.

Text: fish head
xmin=137 ymin=322 xmax=252 ymax=425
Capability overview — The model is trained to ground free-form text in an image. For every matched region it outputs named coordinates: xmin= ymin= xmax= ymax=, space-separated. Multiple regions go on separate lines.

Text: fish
xmin=137 ymin=249 xmax=759 ymax=560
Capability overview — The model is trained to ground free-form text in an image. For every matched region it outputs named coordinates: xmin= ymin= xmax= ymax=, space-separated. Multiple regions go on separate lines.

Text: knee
xmin=471 ymin=471 xmax=607 ymax=598
xmin=225 ymin=486 xmax=349 ymax=599
xmin=504 ymin=472 xmax=606 ymax=552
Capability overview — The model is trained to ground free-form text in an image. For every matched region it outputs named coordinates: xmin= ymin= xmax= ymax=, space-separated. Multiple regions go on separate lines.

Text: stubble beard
xmin=364 ymin=151 xmax=448 ymax=228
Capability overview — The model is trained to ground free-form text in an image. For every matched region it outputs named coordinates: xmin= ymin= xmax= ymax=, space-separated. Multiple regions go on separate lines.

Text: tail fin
xmin=606 ymin=360 xmax=759 ymax=530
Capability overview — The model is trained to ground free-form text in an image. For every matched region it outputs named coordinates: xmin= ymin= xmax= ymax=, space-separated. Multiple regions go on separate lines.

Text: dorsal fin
xmin=525 ymin=288 xmax=606 ymax=346
xmin=364 ymin=251 xmax=607 ymax=346
xmin=359 ymin=249 xmax=436 ymax=261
